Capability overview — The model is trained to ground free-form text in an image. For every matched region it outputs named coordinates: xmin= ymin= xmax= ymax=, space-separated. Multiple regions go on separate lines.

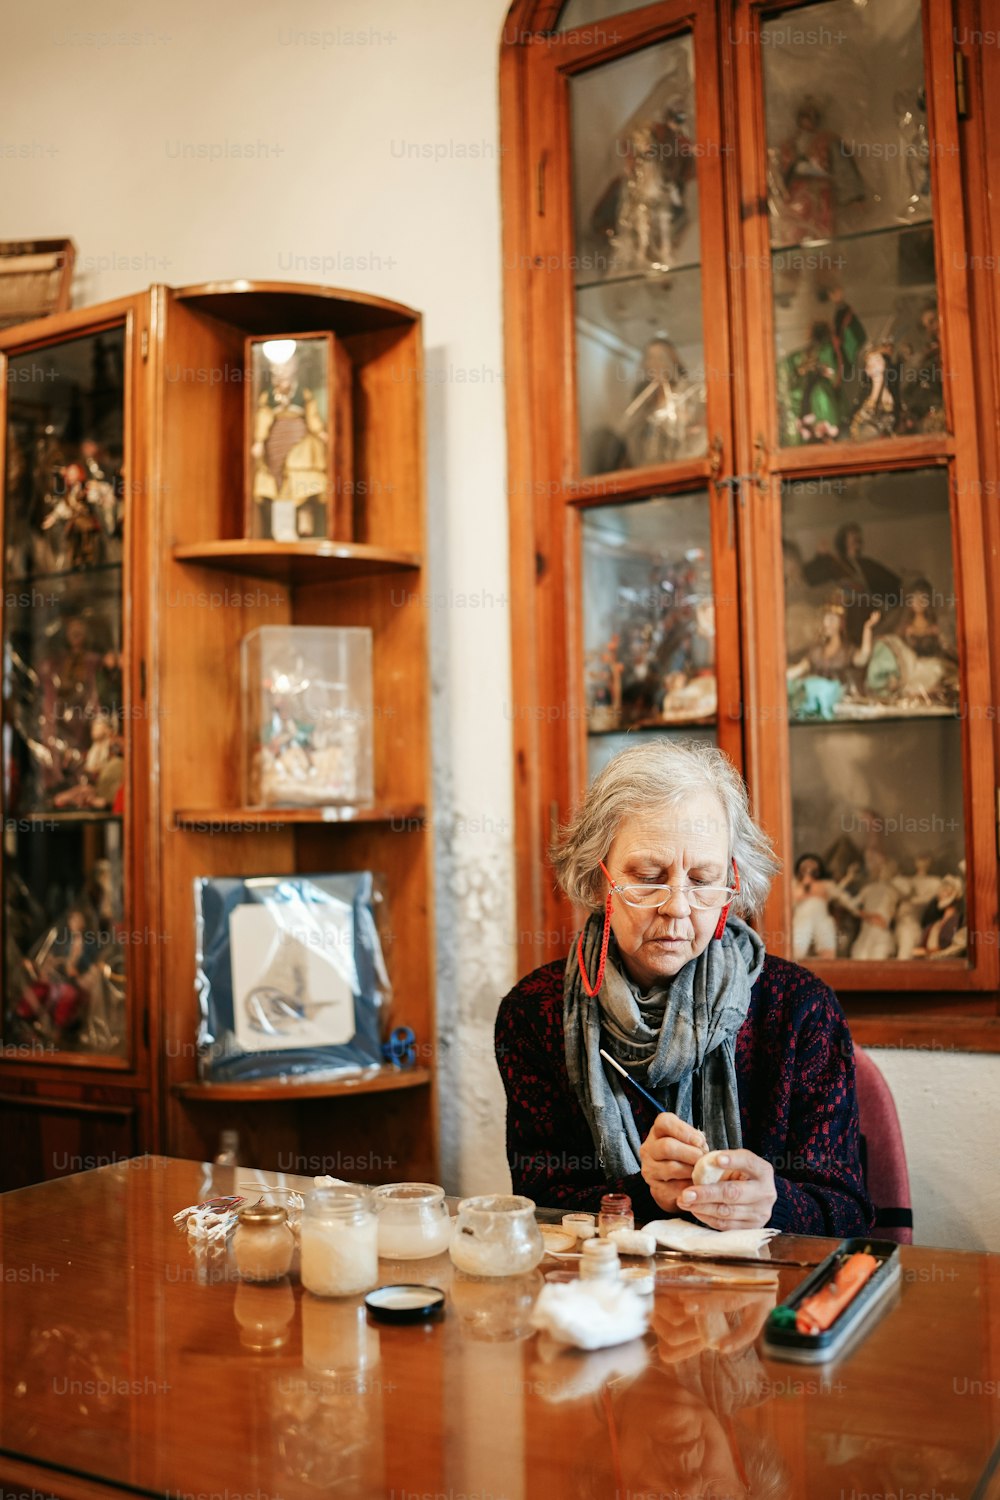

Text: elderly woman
xmin=495 ymin=742 xmax=873 ymax=1235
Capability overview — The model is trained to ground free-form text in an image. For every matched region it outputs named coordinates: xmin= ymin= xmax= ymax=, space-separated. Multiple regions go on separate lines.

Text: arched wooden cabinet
xmin=501 ymin=0 xmax=1000 ymax=1046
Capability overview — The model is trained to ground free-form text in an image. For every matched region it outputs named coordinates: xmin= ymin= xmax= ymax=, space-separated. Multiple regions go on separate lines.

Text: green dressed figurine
xmin=780 ymin=288 xmax=866 ymax=445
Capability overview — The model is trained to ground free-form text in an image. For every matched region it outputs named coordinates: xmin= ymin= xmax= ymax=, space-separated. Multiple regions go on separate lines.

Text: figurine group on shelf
xmin=793 ymin=848 xmax=967 ymax=963
xmin=7 ymin=858 xmax=126 ymax=1053
xmin=784 ymin=525 xmax=959 ymax=721
xmin=779 ymin=289 xmax=945 ymax=449
xmin=9 ymin=612 xmax=125 ymax=816
xmin=585 ymin=556 xmax=716 ymax=733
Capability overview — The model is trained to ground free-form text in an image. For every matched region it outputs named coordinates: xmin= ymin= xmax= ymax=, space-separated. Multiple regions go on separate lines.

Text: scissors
xmin=382 ymin=1025 xmax=417 ymax=1069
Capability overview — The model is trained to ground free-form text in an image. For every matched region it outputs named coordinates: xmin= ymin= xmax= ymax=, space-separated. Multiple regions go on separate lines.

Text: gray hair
xmin=551 ymin=741 xmax=780 ymax=919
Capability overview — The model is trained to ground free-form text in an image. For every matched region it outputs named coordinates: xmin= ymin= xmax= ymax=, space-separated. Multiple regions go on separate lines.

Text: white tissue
xmin=692 ymin=1151 xmax=729 ymax=1186
xmin=530 ymin=1280 xmax=649 ymax=1350
xmin=646 ymin=1219 xmax=779 ymax=1257
xmin=607 ymin=1227 xmax=657 ymax=1257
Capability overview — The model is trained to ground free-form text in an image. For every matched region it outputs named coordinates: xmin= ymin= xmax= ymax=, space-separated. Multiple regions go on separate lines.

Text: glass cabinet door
xmin=783 ymin=468 xmax=966 ymax=965
xmin=570 ymin=32 xmax=708 ymax=476
xmin=740 ymin=0 xmax=993 ymax=982
xmin=2 ymin=325 xmax=129 ymax=1055
xmin=761 ymin=0 xmax=940 ymax=450
xmin=582 ymin=492 xmax=719 ymax=779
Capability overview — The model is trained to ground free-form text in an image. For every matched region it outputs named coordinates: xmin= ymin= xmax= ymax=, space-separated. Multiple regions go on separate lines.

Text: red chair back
xmin=854 ymin=1048 xmax=913 ymax=1244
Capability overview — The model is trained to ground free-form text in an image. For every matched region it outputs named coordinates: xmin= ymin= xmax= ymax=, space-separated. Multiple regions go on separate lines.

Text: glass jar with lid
xmin=233 ymin=1203 xmax=295 ymax=1282
xmin=300 ymin=1185 xmax=379 ymax=1297
xmin=598 ymin=1192 xmax=634 ymax=1238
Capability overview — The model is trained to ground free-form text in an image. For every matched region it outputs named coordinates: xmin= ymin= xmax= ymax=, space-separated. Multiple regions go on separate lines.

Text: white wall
xmin=4 ymin=0 xmax=997 ymax=1250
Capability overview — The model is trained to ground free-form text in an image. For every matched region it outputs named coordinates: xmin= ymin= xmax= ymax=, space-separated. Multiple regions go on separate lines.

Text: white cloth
xmin=646 ymin=1219 xmax=779 ymax=1258
xmin=530 ymin=1280 xmax=649 ymax=1350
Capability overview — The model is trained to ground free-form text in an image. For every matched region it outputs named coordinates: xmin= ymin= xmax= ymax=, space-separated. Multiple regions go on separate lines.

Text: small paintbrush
xmin=599 ymin=1047 xmax=666 ymax=1115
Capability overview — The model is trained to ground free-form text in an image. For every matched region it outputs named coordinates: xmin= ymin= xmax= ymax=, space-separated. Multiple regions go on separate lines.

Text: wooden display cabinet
xmin=0 ymin=281 xmax=438 ymax=1187
xmin=501 ymin=0 xmax=1000 ymax=1047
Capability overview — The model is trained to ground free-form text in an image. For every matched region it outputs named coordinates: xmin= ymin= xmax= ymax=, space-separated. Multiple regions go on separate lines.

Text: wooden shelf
xmin=171 ymin=803 xmax=425 ymax=829
xmin=173 ymin=1065 xmax=432 ymax=1103
xmin=172 ymin=539 xmax=421 ymax=584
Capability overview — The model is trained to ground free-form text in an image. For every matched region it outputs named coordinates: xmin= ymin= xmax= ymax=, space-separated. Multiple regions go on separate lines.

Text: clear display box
xmin=241 ymin=626 xmax=374 ymax=809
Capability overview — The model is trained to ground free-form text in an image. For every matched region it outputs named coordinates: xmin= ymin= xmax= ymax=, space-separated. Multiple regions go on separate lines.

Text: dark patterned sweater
xmin=495 ymin=952 xmax=874 ymax=1236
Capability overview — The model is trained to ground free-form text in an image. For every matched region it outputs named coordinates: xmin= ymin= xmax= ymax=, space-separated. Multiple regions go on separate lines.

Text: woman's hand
xmin=676 ymin=1149 xmax=777 ymax=1230
xmin=639 ymin=1113 xmax=708 ymax=1215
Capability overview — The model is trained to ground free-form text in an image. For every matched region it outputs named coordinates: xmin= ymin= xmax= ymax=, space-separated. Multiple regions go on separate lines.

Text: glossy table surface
xmin=0 ymin=1157 xmax=998 ymax=1500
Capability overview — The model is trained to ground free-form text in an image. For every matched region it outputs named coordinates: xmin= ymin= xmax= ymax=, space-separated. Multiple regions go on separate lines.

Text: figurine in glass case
xmin=602 ymin=104 xmax=696 ymax=274
xmin=779 ymin=287 xmax=867 ymax=446
xmin=16 ymin=906 xmax=100 ymax=1042
xmin=864 ymin=577 xmax=959 ymax=710
xmin=792 ymin=853 xmax=837 ymax=961
xmin=774 ymin=97 xmax=865 ymax=244
xmin=617 ymin=336 xmax=706 ymax=469
xmin=41 ymin=460 xmax=105 ymax=570
xmin=786 ymin=603 xmax=880 ymax=718
xmin=899 ymin=303 xmax=945 ymax=435
xmin=892 ymin=854 xmax=942 ymax=961
xmin=835 ymin=851 xmax=900 ymax=962
xmin=37 ymin=615 xmax=103 ymax=796
xmin=250 ymin=343 xmax=329 ymax=541
xmin=912 ymin=872 xmax=966 ymax=959
xmin=802 ymin=524 xmax=901 ymax=647
xmin=848 ymin=341 xmax=901 ymax=443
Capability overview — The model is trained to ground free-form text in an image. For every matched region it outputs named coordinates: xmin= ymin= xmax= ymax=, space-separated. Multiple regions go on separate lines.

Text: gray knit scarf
xmin=564 ymin=913 xmax=766 ymax=1179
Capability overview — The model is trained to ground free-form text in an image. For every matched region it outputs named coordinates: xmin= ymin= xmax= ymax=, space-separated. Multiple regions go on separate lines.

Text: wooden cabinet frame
xmin=501 ymin=0 xmax=1000 ymax=1049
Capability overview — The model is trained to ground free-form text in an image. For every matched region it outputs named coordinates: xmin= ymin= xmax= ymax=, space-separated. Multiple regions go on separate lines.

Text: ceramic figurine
xmin=849 ymin=342 xmax=901 ymax=443
xmin=864 ymin=578 xmax=959 ymax=710
xmin=792 ymin=853 xmax=837 ymax=960
xmin=787 ymin=604 xmax=879 ymax=718
xmin=779 ymin=288 xmax=867 ymax=446
xmin=251 ymin=347 xmax=329 ymax=541
xmin=774 ymin=97 xmax=865 ymax=244
xmin=912 ymin=873 xmax=967 ymax=959
xmin=617 ymin=337 xmax=706 ymax=469
xmin=892 ymin=855 xmax=942 ymax=961
xmin=836 ymin=852 xmax=900 ymax=962
xmin=606 ymin=105 xmax=696 ymax=273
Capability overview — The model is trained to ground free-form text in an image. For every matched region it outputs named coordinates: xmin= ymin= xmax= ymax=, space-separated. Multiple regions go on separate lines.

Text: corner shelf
xmin=171 ymin=539 xmax=421 ymax=584
xmin=171 ymin=803 xmax=425 ymax=829
xmin=173 ymin=1065 xmax=432 ymax=1103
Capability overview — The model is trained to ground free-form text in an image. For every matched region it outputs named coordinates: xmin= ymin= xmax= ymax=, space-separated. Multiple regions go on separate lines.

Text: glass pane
xmin=783 ymin=468 xmax=967 ymax=966
xmin=570 ymin=35 xmax=707 ymax=476
xmin=2 ymin=327 xmax=128 ymax=1055
xmin=582 ymin=491 xmax=717 ymax=776
xmin=559 ymin=0 xmax=653 ymax=31
xmin=761 ymin=0 xmax=942 ymax=447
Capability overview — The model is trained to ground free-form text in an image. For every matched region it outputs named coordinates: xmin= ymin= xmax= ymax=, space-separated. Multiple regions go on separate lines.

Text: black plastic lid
xmin=365 ymin=1284 xmax=446 ymax=1323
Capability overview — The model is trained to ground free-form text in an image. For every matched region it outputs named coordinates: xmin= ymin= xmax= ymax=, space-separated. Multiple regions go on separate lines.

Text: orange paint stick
xmin=795 ymin=1251 xmax=879 ymax=1335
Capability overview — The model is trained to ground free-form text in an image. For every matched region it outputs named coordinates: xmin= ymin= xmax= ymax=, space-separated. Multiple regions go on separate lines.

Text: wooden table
xmin=0 ymin=1158 xmax=997 ymax=1499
